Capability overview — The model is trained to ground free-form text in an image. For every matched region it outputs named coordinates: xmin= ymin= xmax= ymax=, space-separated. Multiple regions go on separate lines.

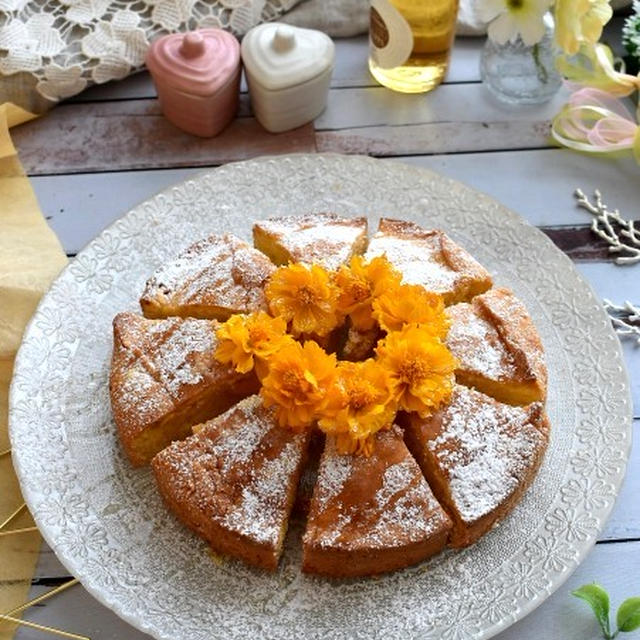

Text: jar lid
xmin=241 ymin=23 xmax=335 ymax=92
xmin=146 ymin=29 xmax=240 ymax=97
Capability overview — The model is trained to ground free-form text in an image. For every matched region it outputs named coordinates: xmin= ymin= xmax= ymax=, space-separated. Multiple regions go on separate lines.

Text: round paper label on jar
xmin=369 ymin=0 xmax=413 ymax=69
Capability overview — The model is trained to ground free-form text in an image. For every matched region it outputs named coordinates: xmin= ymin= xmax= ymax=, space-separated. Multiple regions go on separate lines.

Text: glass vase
xmin=480 ymin=12 xmax=562 ymax=105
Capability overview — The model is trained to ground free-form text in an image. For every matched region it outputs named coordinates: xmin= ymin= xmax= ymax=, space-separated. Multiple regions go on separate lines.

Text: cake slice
xmin=302 ymin=426 xmax=452 ymax=577
xmin=404 ymin=385 xmax=549 ymax=548
xmin=446 ymin=288 xmax=547 ymax=405
xmin=110 ymin=312 xmax=258 ymax=466
xmin=253 ymin=213 xmax=368 ymax=270
xmin=140 ymin=234 xmax=275 ymax=320
xmin=364 ymin=218 xmax=492 ymax=305
xmin=152 ymin=395 xmax=310 ymax=571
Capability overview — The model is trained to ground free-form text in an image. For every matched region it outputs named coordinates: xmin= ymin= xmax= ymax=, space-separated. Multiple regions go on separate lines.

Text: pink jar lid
xmin=146 ymin=29 xmax=240 ymax=97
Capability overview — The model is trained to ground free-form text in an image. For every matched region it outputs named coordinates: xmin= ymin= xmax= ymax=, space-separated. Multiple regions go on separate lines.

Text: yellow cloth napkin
xmin=0 ymin=103 xmax=68 ymax=638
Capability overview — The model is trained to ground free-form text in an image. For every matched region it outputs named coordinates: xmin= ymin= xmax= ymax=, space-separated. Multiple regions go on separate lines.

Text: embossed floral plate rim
xmin=9 ymin=154 xmax=632 ymax=640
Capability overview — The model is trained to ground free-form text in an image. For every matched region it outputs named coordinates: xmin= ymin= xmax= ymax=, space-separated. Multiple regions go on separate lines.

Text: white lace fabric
xmin=0 ymin=0 xmax=301 ymax=104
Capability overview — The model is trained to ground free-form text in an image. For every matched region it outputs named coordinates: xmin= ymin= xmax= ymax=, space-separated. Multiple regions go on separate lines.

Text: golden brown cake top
xmin=477 ymin=287 xmax=547 ymax=389
xmin=447 ymin=287 xmax=546 ymax=385
xmin=254 ymin=213 xmax=368 ymax=270
xmin=364 ymin=218 xmax=491 ymax=302
xmin=110 ymin=312 xmax=240 ymax=438
xmin=140 ymin=233 xmax=275 ymax=318
xmin=447 ymin=302 xmax=517 ymax=381
xmin=153 ymin=395 xmax=308 ymax=547
xmin=304 ymin=427 xmax=451 ymax=551
xmin=414 ymin=385 xmax=548 ymax=525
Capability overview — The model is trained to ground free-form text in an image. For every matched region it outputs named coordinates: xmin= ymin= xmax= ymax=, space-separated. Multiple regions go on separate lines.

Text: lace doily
xmin=0 ymin=0 xmax=301 ymax=104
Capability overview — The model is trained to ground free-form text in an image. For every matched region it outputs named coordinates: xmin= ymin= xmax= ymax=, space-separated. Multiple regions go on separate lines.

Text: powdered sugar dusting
xmin=156 ymin=395 xmax=307 ymax=549
xmin=211 ymin=396 xmax=271 ymax=473
xmin=375 ymin=458 xmax=416 ymax=507
xmin=359 ymin=458 xmax=447 ymax=548
xmin=479 ymin=288 xmax=547 ymax=386
xmin=365 ymin=233 xmax=458 ymax=293
xmin=429 ymin=386 xmax=544 ymax=523
xmin=315 ymin=445 xmax=353 ymax=511
xmin=315 ymin=512 xmax=351 ymax=546
xmin=154 ymin=319 xmax=215 ymax=395
xmin=256 ymin=214 xmax=366 ymax=270
xmin=117 ymin=363 xmax=164 ymax=425
xmin=111 ymin=314 xmax=229 ymax=433
xmin=142 ymin=234 xmax=273 ymax=313
xmin=224 ymin=439 xmax=302 ymax=545
xmin=446 ymin=304 xmax=517 ymax=379
xmin=308 ymin=431 xmax=449 ymax=551
xmin=148 ymin=239 xmax=221 ymax=296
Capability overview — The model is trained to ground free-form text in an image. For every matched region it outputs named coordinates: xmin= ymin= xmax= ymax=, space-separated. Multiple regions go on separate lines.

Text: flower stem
xmin=532 ymin=43 xmax=549 ymax=83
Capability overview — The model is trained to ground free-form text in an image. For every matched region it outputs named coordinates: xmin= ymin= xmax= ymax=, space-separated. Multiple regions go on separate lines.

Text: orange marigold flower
xmin=261 ymin=340 xmax=337 ymax=430
xmin=376 ymin=325 xmax=457 ymax=417
xmin=318 ymin=359 xmax=396 ymax=456
xmin=215 ymin=312 xmax=290 ymax=376
xmin=266 ymin=263 xmax=340 ymax=337
xmin=335 ymin=255 xmax=402 ymax=331
xmin=372 ymin=282 xmax=449 ymax=336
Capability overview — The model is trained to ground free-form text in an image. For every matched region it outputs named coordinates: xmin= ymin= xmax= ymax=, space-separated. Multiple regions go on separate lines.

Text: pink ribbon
xmin=551 ymin=88 xmax=640 ymax=162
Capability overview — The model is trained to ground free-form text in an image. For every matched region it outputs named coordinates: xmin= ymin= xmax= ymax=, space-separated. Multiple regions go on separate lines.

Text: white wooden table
xmin=11 ymin=21 xmax=640 ymax=640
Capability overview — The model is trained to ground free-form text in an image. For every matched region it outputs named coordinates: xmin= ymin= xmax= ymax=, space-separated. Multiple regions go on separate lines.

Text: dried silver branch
xmin=604 ymin=299 xmax=640 ymax=345
xmin=575 ymin=188 xmax=640 ymax=265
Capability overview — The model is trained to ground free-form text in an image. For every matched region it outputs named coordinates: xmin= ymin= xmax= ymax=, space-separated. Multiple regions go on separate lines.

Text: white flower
xmin=36 ymin=64 xmax=88 ymax=101
xmin=143 ymin=0 xmax=196 ymax=31
xmin=0 ymin=14 xmax=65 ymax=75
xmin=81 ymin=10 xmax=148 ymax=83
xmin=478 ymin=0 xmax=553 ymax=46
xmin=59 ymin=0 xmax=112 ymax=24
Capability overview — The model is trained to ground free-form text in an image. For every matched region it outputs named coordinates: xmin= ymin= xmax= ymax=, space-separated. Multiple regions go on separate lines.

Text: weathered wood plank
xmin=315 ymin=83 xmax=570 ymax=131
xmin=17 ymin=540 xmax=640 ymax=639
xmin=316 ymin=120 xmax=552 ymax=155
xmin=543 ymin=224 xmax=640 ymax=260
xmin=13 ymin=103 xmax=314 ymax=175
xmin=17 ymin=81 xmax=577 ymax=175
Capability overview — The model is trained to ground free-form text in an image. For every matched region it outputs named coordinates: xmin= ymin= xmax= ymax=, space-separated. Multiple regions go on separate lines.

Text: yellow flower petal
xmin=266 ymin=263 xmax=341 ymax=337
xmin=335 ymin=255 xmax=402 ymax=332
xmin=554 ymin=0 xmax=612 ymax=56
xmin=317 ymin=359 xmax=397 ymax=455
xmin=215 ymin=311 xmax=290 ymax=375
xmin=372 ymin=282 xmax=449 ymax=337
xmin=261 ymin=340 xmax=337 ymax=430
xmin=376 ymin=325 xmax=457 ymax=417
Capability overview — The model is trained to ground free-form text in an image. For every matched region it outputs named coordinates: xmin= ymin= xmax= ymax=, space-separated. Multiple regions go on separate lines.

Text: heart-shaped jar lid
xmin=146 ymin=29 xmax=240 ymax=96
xmin=241 ymin=23 xmax=335 ymax=91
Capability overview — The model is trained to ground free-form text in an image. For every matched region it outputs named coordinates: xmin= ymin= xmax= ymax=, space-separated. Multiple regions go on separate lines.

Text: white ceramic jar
xmin=241 ymin=23 xmax=335 ymax=133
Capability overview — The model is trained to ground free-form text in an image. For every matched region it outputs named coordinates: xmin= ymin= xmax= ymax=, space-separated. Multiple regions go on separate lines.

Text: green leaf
xmin=572 ymin=583 xmax=611 ymax=639
xmin=617 ymin=597 xmax=640 ymax=633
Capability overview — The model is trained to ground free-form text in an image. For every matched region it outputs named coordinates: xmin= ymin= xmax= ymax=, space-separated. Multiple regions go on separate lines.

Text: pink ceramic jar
xmin=146 ymin=29 xmax=241 ymax=138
